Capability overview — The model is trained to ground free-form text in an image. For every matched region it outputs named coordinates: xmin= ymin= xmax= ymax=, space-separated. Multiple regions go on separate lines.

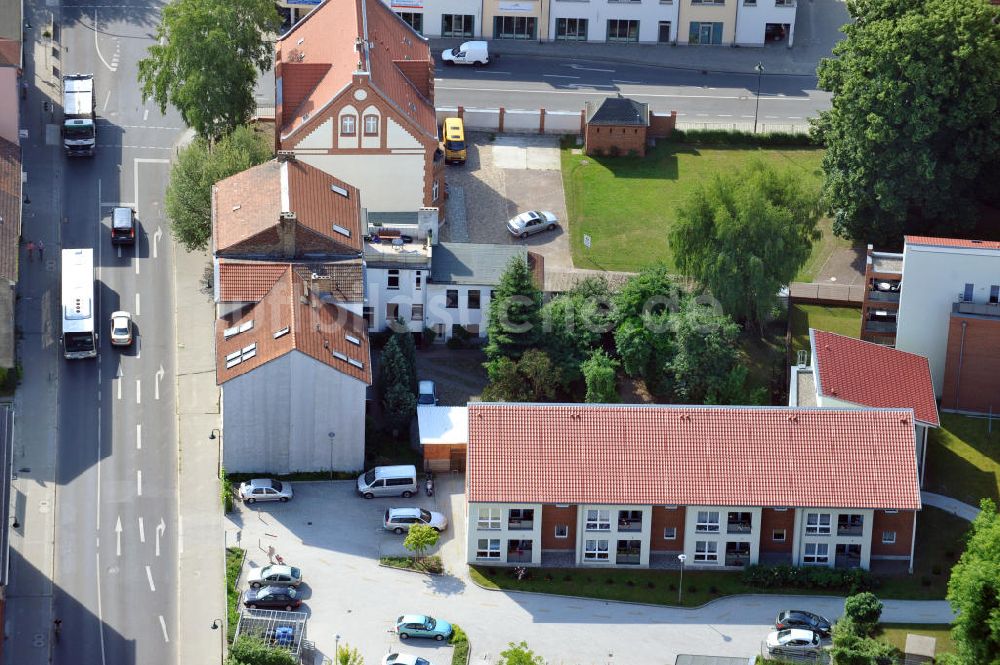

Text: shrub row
xmin=742 ymin=564 xmax=875 ymax=593
xmin=668 ymin=128 xmax=820 ymax=147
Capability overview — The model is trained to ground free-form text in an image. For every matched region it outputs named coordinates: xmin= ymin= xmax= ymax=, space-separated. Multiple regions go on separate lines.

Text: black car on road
xmin=775 ymin=610 xmax=832 ymax=637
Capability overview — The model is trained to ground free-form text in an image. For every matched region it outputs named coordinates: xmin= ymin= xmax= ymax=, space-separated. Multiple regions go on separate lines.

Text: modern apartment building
xmin=465 ymin=404 xmax=921 ymax=572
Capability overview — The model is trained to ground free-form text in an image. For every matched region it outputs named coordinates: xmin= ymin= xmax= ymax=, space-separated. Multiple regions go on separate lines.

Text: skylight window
xmin=330 ymin=184 xmax=349 ymax=197
xmin=239 ymin=320 xmax=254 ymax=333
xmin=332 ymin=351 xmax=348 ymax=361
xmin=273 ymin=327 xmax=290 ymax=339
xmin=332 ymin=224 xmax=352 ymax=237
xmin=223 ymin=326 xmax=239 ymax=339
xmin=348 ymin=358 xmax=364 ymax=369
xmin=345 ymin=334 xmax=361 ymax=345
xmin=241 ymin=343 xmax=257 ymax=361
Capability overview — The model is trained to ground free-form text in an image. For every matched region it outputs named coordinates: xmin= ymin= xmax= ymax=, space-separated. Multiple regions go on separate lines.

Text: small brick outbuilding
xmin=583 ymin=96 xmax=676 ymax=158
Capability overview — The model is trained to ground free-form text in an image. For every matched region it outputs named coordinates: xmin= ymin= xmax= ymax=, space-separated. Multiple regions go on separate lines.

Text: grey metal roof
xmin=585 ymin=96 xmax=649 ymax=126
xmin=431 ymin=242 xmax=527 ymax=285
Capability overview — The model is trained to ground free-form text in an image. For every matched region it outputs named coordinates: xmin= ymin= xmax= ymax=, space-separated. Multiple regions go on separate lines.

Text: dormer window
xmin=364 ymin=114 xmax=379 ymax=136
xmin=340 ymin=115 xmax=357 ymax=136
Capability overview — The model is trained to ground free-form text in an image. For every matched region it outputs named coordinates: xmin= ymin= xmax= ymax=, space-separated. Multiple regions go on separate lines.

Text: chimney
xmin=277 ymin=212 xmax=297 ymax=258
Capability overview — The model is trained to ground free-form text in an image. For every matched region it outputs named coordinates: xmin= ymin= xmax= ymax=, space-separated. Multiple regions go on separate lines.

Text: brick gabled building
xmin=466 ymin=404 xmax=921 ymax=572
xmin=274 ymin=0 xmax=443 ymax=216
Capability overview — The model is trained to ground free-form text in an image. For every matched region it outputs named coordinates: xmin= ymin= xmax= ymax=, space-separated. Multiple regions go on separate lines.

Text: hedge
xmin=667 ymin=128 xmax=820 ymax=148
xmin=742 ymin=564 xmax=875 ymax=593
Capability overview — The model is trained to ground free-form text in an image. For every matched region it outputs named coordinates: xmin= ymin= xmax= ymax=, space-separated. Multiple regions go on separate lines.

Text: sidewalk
xmin=921 ymin=491 xmax=981 ymax=522
xmin=172 ymin=237 xmax=226 ymax=664
xmin=426 ymin=0 xmax=849 ymax=78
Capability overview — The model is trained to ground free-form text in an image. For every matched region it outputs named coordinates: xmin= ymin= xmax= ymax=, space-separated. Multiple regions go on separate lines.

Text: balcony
xmin=727 ymin=522 xmax=752 ymax=535
xmin=866 ymin=290 xmax=900 ymax=304
xmin=953 ymin=301 xmax=1000 ymax=318
xmin=616 ymin=541 xmax=642 ymax=565
xmin=863 ymin=320 xmax=897 ymax=334
xmin=507 ymin=541 xmax=533 ymax=563
xmin=507 ymin=518 xmax=534 ymax=531
xmin=618 ymin=512 xmax=643 ymax=532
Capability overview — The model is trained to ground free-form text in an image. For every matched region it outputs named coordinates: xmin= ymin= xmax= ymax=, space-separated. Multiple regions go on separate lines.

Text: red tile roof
xmin=275 ymin=0 xmax=435 ymax=141
xmin=216 ymin=266 xmax=370 ymax=385
xmin=0 ymin=137 xmax=20 ymax=283
xmin=213 ymin=158 xmax=362 ymax=256
xmin=466 ymin=404 xmax=921 ymax=510
xmin=905 ymin=236 xmax=1000 ymax=251
xmin=811 ymin=330 xmax=939 ymax=427
xmin=218 ymin=261 xmax=292 ymax=302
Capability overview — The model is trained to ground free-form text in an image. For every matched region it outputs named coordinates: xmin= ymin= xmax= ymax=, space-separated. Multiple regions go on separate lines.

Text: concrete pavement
xmin=172 ymin=237 xmax=225 ymax=664
xmin=921 ymin=492 xmax=981 ymax=522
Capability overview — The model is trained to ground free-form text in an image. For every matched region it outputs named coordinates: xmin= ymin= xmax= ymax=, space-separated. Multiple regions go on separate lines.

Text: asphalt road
xmin=434 ymin=54 xmax=830 ymax=127
xmin=44 ymin=1 xmax=182 ymax=663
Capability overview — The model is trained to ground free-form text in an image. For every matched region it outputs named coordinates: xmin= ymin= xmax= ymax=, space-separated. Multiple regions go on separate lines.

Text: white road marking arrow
xmin=566 ymin=63 xmax=615 ymax=73
xmin=155 ymin=365 xmax=164 ymax=400
xmin=138 ymin=517 xmax=145 ymax=543
xmin=115 ymin=516 xmax=123 ymax=556
xmin=153 ymin=226 xmax=162 ymax=259
xmin=156 ymin=518 xmax=165 ymax=557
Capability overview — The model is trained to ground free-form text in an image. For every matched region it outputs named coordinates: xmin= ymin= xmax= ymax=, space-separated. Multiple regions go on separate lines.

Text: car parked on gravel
xmin=393 ymin=615 xmax=453 ymax=641
xmin=239 ymin=478 xmax=293 ymax=503
xmin=247 ymin=564 xmax=303 ymax=589
xmin=384 ymin=508 xmax=448 ymax=534
xmin=506 ymin=210 xmax=558 ymax=238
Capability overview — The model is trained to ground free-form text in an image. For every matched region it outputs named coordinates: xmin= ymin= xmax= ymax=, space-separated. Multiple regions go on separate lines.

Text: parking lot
xmin=442 ymin=134 xmax=573 ymax=273
xmin=222 ymin=476 xmax=953 ymax=665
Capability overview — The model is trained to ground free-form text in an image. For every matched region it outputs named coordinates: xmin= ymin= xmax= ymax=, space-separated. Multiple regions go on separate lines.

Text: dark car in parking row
xmin=243 ymin=585 xmax=302 ymax=611
xmin=775 ymin=610 xmax=832 ymax=637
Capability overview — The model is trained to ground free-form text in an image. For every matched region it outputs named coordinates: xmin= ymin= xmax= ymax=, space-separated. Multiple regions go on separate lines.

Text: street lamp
xmin=677 ymin=554 xmax=687 ymax=604
xmin=211 ymin=618 xmax=225 ymax=660
xmin=328 ymin=432 xmax=336 ymax=480
xmin=334 ymin=633 xmax=342 ymax=662
xmin=753 ymin=62 xmax=765 ymax=134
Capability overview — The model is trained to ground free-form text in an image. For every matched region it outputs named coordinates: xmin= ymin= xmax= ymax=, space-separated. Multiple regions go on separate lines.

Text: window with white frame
xmin=663 ymin=527 xmax=677 ymax=540
xmin=805 ymin=513 xmax=832 ymax=535
xmin=554 ymin=524 xmax=569 ymax=539
xmin=695 ymin=511 xmax=721 ymax=533
xmin=694 ymin=541 xmax=718 ymax=562
xmin=772 ymin=529 xmax=786 ymax=542
xmin=476 ymin=538 xmax=500 ymax=559
xmin=882 ymin=531 xmax=896 ymax=544
xmin=585 ymin=509 xmax=611 ymax=531
xmin=340 ymin=115 xmax=356 ymax=136
xmin=387 ymin=269 xmax=400 ymax=290
xmin=477 ymin=507 xmax=501 ymax=529
xmin=803 ymin=542 xmax=830 ymax=564
xmin=584 ymin=539 xmax=610 ymax=560
xmin=432 ymin=179 xmax=440 ymax=202
xmin=411 ymin=304 xmax=424 ymax=321
xmin=363 ymin=114 xmax=379 ymax=136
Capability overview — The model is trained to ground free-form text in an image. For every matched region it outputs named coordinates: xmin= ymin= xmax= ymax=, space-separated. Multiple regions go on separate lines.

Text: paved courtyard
xmin=225 ymin=478 xmax=954 ymax=665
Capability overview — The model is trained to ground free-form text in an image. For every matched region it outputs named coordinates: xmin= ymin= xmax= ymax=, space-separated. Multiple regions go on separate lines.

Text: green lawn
xmin=878 ymin=624 xmax=955 ymax=655
xmin=561 ymin=142 xmax=827 ymax=273
xmin=789 ymin=303 xmax=861 ymax=355
xmin=924 ymin=413 xmax=1000 ymax=507
xmin=225 ymin=547 xmax=245 ymax=642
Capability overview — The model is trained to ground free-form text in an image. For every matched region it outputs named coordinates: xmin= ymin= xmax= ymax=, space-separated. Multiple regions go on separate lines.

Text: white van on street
xmin=441 ymin=41 xmax=489 ymax=66
xmin=357 ymin=465 xmax=418 ymax=499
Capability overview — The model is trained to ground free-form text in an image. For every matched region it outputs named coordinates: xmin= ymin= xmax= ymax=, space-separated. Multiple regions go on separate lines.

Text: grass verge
xmin=225 ymin=547 xmax=245 ymax=643
xmin=924 ymin=413 xmax=1000 ymax=507
xmin=380 ymin=555 xmax=443 ymax=574
xmin=450 ymin=624 xmax=469 ymax=665
xmin=561 ymin=141 xmax=826 ymax=272
xmin=877 ymin=623 xmax=955 ymax=655
xmin=789 ymin=303 xmax=861 ymax=355
xmin=471 ymin=508 xmax=969 ymax=606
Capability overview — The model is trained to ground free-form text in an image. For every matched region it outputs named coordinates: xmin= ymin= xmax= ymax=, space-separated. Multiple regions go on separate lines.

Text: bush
xmin=668 ymin=128 xmax=818 ymax=147
xmin=608 ymin=145 xmax=621 ymax=157
xmin=450 ymin=624 xmax=470 ymax=665
xmin=446 ymin=336 xmax=465 ymax=350
xmin=741 ymin=564 xmax=875 ymax=593
xmin=226 ymin=635 xmax=298 ymax=665
xmin=220 ymin=468 xmax=234 ymax=513
xmin=843 ymin=592 xmax=883 ymax=636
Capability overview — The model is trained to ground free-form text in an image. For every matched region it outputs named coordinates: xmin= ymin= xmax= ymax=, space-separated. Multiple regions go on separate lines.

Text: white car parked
xmin=506 ymin=210 xmax=559 ymax=238
xmin=765 ymin=628 xmax=824 ymax=657
xmin=384 ymin=507 xmax=448 ymax=534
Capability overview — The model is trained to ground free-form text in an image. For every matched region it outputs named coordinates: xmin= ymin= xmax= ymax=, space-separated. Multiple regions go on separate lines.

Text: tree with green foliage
xmin=499 ymin=641 xmax=546 ymax=665
xmin=483 ymin=349 xmax=560 ymax=402
xmin=670 ymin=160 xmax=820 ymax=328
xmin=831 ymin=618 xmax=900 ymax=665
xmin=843 ymin=592 xmax=884 ymax=636
xmin=383 ymin=383 xmax=416 ymax=434
xmin=945 ymin=499 xmax=1000 ymax=665
xmin=335 ymin=644 xmax=364 ymax=665
xmin=666 ymin=300 xmax=751 ymax=404
xmin=380 ymin=335 xmax=417 ymax=434
xmin=403 ymin=524 xmax=440 ymax=563
xmin=581 ymin=349 xmax=619 ymax=403
xmin=541 ymin=277 xmax=614 ymax=386
xmin=226 ymin=635 xmax=298 ymax=665
xmin=389 ymin=325 xmax=418 ymax=394
xmin=486 ymin=257 xmax=542 ymax=361
xmin=137 ymin=0 xmax=280 ymax=140
xmin=165 ymin=125 xmax=272 ymax=251
xmin=813 ymin=0 xmax=1000 ymax=246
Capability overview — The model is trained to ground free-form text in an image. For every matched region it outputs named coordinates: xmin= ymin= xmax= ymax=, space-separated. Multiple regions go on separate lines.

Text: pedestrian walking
xmin=26 ymin=240 xmax=34 ymax=261
xmin=21 ymin=80 xmax=28 ymax=101
xmin=267 ymin=545 xmax=275 ymax=563
xmin=37 ymin=240 xmax=44 ymax=261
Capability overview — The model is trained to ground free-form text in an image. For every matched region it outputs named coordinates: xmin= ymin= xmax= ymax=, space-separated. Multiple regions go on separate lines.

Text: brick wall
xmin=650 ymin=507 xmax=686 ymax=551
xmin=870 ymin=510 xmax=915 ymax=558
xmin=422 ymin=443 xmax=464 ymax=472
xmin=942 ymin=314 xmax=1000 ymax=413
xmin=584 ymin=124 xmax=647 ymax=157
xmin=760 ymin=509 xmax=794 ymax=553
xmin=649 ymin=111 xmax=677 ymax=138
xmin=541 ymin=505 xmax=577 ymax=550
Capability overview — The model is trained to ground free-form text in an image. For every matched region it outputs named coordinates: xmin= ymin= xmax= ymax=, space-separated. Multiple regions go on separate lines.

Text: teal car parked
xmin=394 ymin=615 xmax=453 ymax=641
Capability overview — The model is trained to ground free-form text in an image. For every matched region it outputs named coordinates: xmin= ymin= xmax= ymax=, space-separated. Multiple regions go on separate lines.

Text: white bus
xmin=61 ymin=248 xmax=98 ymax=359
